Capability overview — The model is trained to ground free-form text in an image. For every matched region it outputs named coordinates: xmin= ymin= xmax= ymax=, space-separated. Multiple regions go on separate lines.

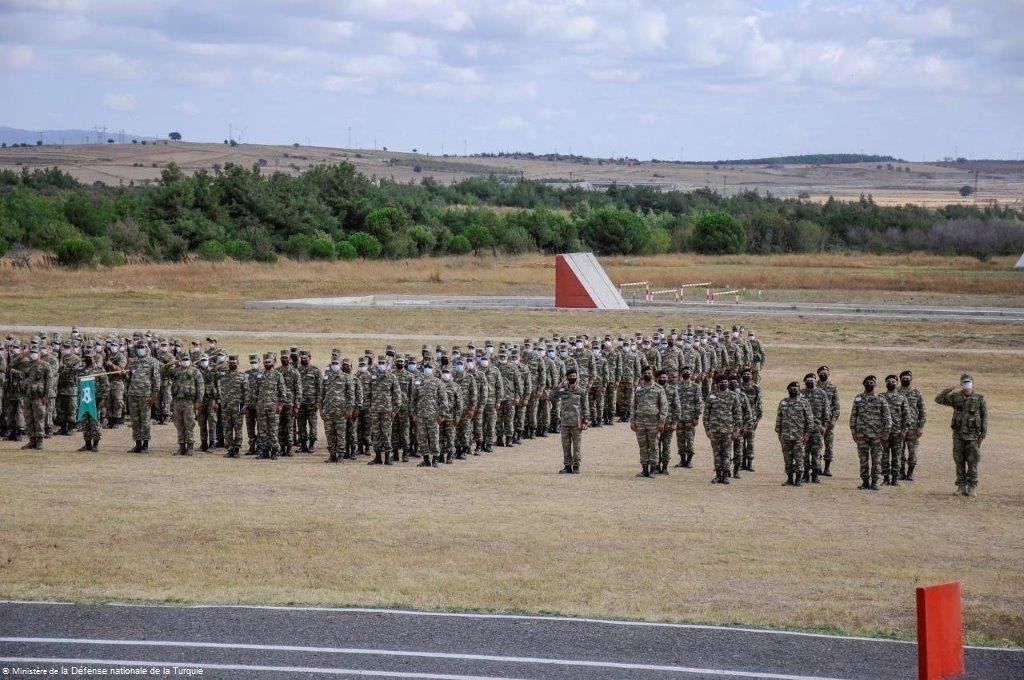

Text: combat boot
xmin=431 ymin=455 xmax=441 ymax=467
xmin=89 ymin=438 xmax=99 ymax=452
xmin=77 ymin=440 xmax=91 ymax=452
xmin=44 ymin=424 xmax=52 ymax=437
xmin=858 ymin=477 xmax=871 ymax=490
xmin=523 ymin=429 xmax=533 ymax=440
xmin=869 ymin=477 xmax=880 ymax=491
xmin=497 ymin=435 xmax=505 ymax=447
xmin=890 ymin=475 xmax=899 ymax=487
xmin=200 ymin=437 xmax=209 ymax=453
xmin=538 ymin=426 xmax=548 ymax=437
xmin=177 ymin=443 xmax=186 ymax=455
xmin=899 ymin=463 xmax=907 ymax=480
xmin=130 ymin=440 xmax=143 ymax=453
xmin=484 ymin=443 xmax=493 ymax=453
xmin=965 ymin=485 xmax=977 ymax=498
xmin=247 ymin=441 xmax=256 ymax=455
xmin=572 ymin=463 xmax=580 ymax=474
xmin=660 ymin=461 xmax=669 ymax=475
xmin=456 ymin=448 xmax=466 ymax=460
xmin=711 ymin=470 xmax=720 ymax=483
xmin=383 ymin=452 xmax=393 ymax=465
xmin=674 ymin=455 xmax=686 ymax=468
xmin=720 ymin=470 xmax=730 ymax=484
xmin=793 ymin=472 xmax=802 ymax=487
xmin=906 ymin=464 xmax=915 ymax=481
xmin=58 ymin=422 xmax=69 ymax=436
xmin=20 ymin=438 xmax=35 ymax=450
xmin=392 ymin=450 xmax=400 ymax=462
xmin=308 ymin=439 xmax=316 ymax=453
xmin=300 ymin=440 xmax=309 ymax=453
xmin=783 ymin=472 xmax=794 ymax=486
xmin=141 ymin=439 xmax=148 ymax=452
xmin=32 ymin=437 xmax=42 ymax=449
xmin=811 ymin=469 xmax=820 ymax=484
xmin=445 ymin=451 xmax=453 ymax=464
xmin=637 ymin=464 xmax=652 ymax=478
xmin=10 ymin=430 xmax=21 ymax=442
xmin=227 ymin=448 xmax=239 ymax=458
xmin=955 ymin=484 xmax=965 ymax=496
xmin=185 ymin=443 xmax=194 ymax=456
xmin=269 ymin=448 xmax=279 ymax=460
xmin=368 ymin=452 xmax=383 ymax=465
xmin=732 ymin=463 xmax=741 ymax=480
xmin=418 ymin=456 xmax=432 ymax=468
xmin=685 ymin=453 xmax=694 ymax=468
xmin=559 ymin=464 xmax=572 ymax=474
xmin=281 ymin=446 xmax=293 ymax=457
xmin=746 ymin=456 xmax=755 ymax=472
xmin=821 ymin=461 xmax=832 ymax=476
xmin=882 ymin=474 xmax=890 ymax=486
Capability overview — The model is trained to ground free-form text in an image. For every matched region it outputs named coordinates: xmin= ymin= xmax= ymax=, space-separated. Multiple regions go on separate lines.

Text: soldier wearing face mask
xmin=799 ymin=372 xmax=831 ymax=484
xmin=103 ymin=338 xmax=127 ymax=429
xmin=412 ymin=362 xmax=448 ymax=468
xmin=368 ymin=355 xmax=404 ymax=466
xmin=673 ymin=366 xmax=703 ymax=468
xmin=155 ymin=339 xmax=176 ymax=425
xmin=737 ymin=368 xmax=763 ymax=474
xmin=655 ymin=370 xmax=676 ymax=475
xmin=453 ymin=358 xmax=477 ymax=459
xmin=631 ymin=366 xmax=667 ymax=478
xmin=356 ymin=356 xmax=373 ymax=457
xmin=125 ymin=341 xmax=161 ymax=453
xmin=244 ymin=353 xmax=262 ymax=455
xmin=935 ymin=374 xmax=987 ymax=497
xmin=880 ymin=374 xmax=911 ymax=487
xmin=164 ymin=353 xmax=204 ymax=455
xmin=276 ymin=350 xmax=302 ymax=457
xmin=19 ymin=345 xmax=51 ymax=450
xmin=480 ymin=352 xmax=505 ymax=453
xmin=552 ymin=367 xmax=589 ymax=474
xmin=219 ymin=355 xmax=248 ymax=458
xmin=253 ymin=352 xmax=287 ymax=459
xmin=295 ymin=350 xmax=321 ymax=453
xmin=816 ymin=365 xmax=840 ymax=476
xmin=320 ymin=356 xmax=357 ymax=464
xmin=4 ymin=342 xmax=28 ymax=441
xmin=195 ymin=353 xmax=218 ymax=452
xmin=704 ymin=375 xmax=742 ymax=484
xmin=850 ymin=375 xmax=892 ymax=491
xmin=439 ymin=365 xmax=462 ymax=463
xmin=776 ymin=381 xmax=813 ymax=487
xmin=897 ymin=371 xmax=926 ymax=481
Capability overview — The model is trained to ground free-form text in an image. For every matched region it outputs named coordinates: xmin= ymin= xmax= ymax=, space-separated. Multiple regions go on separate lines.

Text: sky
xmin=1 ymin=0 xmax=1022 ymax=161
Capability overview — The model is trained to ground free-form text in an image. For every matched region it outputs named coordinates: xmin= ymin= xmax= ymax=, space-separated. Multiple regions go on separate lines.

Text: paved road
xmin=0 ymin=602 xmax=1020 ymax=679
xmin=1 ymin=324 xmax=1020 ymax=356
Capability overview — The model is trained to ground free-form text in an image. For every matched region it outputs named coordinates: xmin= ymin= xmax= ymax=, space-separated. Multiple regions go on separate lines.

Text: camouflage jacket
xmin=935 ymin=388 xmax=987 ymax=441
xmin=253 ymin=369 xmax=287 ymax=409
xmin=881 ymin=389 xmax=911 ymax=433
xmin=370 ymin=371 xmax=404 ymax=412
xmin=455 ymin=374 xmax=477 ymax=416
xmin=703 ymin=388 xmax=742 ymax=435
xmin=630 ymin=381 xmax=667 ymax=423
xmin=126 ymin=355 xmax=161 ymax=399
xmin=279 ymin=365 xmax=302 ymax=407
xmin=739 ymin=381 xmax=763 ymax=421
xmin=411 ymin=375 xmax=448 ymax=418
xmin=674 ymin=380 xmax=704 ymax=423
xmin=320 ymin=372 xmax=357 ymax=414
xmin=551 ymin=381 xmax=589 ymax=425
xmin=442 ymin=379 xmax=462 ymax=420
xmin=497 ymin=362 xmax=522 ymax=401
xmin=775 ymin=395 xmax=812 ymax=441
xmin=482 ymin=364 xmax=505 ymax=404
xmin=819 ymin=381 xmax=840 ymax=424
xmin=219 ymin=369 xmax=248 ymax=410
xmin=849 ymin=392 xmax=892 ymax=440
xmin=166 ymin=364 xmax=205 ymax=402
xmin=22 ymin=360 xmax=52 ymax=400
xmin=297 ymin=364 xmax=321 ymax=406
xmin=57 ymin=354 xmax=83 ymax=396
xmin=900 ymin=386 xmax=927 ymax=429
xmin=800 ymin=386 xmax=832 ymax=428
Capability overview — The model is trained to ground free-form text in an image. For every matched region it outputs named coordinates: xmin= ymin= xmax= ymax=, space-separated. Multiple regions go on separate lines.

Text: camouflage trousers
xmin=856 ymin=438 xmax=883 ymax=480
xmin=589 ymin=384 xmax=605 ymax=423
xmin=370 ymin=409 xmax=392 ymax=455
xmin=296 ymin=404 xmax=318 ymax=445
xmin=172 ymin=399 xmax=196 ymax=445
xmin=197 ymin=400 xmax=217 ymax=446
xmin=882 ymin=432 xmax=904 ymax=477
xmin=497 ymin=400 xmax=514 ymax=438
xmin=742 ymin=424 xmax=757 ymax=462
xmin=3 ymin=396 xmax=24 ymax=432
xmin=635 ymin=419 xmax=660 ymax=466
xmin=709 ymin=432 xmax=733 ymax=472
xmin=515 ymin=399 xmax=527 ymax=434
xmin=416 ymin=418 xmax=441 ymax=456
xmin=901 ymin=431 xmax=921 ymax=470
xmin=106 ymin=380 xmax=125 ymax=420
xmin=781 ymin=438 xmax=805 ymax=476
xmin=804 ymin=431 xmax=824 ymax=474
xmin=441 ymin=418 xmax=458 ymax=453
xmin=222 ymin=406 xmax=244 ymax=450
xmin=560 ymin=424 xmax=582 ymax=466
xmin=657 ymin=427 xmax=674 ymax=466
xmin=358 ymin=409 xmax=370 ymax=447
xmin=81 ymin=413 xmax=101 ymax=442
xmin=391 ymin=408 xmax=410 ymax=450
xmin=823 ymin=423 xmax=836 ymax=462
xmin=56 ymin=394 xmax=77 ymax=427
xmin=257 ymin=406 xmax=280 ymax=451
xmin=46 ymin=396 xmax=55 ymax=432
xmin=245 ymin=406 xmax=258 ymax=446
xmin=322 ymin=411 xmax=350 ymax=458
xmin=21 ymin=396 xmax=46 ymax=440
xmin=751 ymin=362 xmax=762 ymax=384
xmin=276 ymin=405 xmax=294 ymax=448
xmin=481 ymin=403 xmax=497 ymax=444
xmin=457 ymin=411 xmax=474 ymax=449
xmin=526 ymin=394 xmax=540 ymax=431
xmin=952 ymin=437 xmax=981 ymax=487
xmin=159 ymin=382 xmax=172 ymax=418
xmin=127 ymin=396 xmax=151 ymax=441
xmin=676 ymin=422 xmax=696 ymax=459
xmin=616 ymin=382 xmax=632 ymax=418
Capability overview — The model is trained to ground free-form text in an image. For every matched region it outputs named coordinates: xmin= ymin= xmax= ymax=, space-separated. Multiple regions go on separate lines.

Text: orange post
xmin=916 ymin=582 xmax=965 ymax=680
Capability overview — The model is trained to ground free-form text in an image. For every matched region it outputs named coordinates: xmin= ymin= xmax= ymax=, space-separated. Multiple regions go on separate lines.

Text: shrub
xmin=336 ymin=240 xmax=357 ymax=260
xmin=407 ymin=225 xmax=436 ymax=255
xmin=347 ymin=231 xmax=382 ymax=258
xmin=55 ymin=236 xmax=97 ymax=267
xmin=98 ymin=250 xmax=127 ymax=267
xmin=197 ymin=239 xmax=226 ymax=261
xmin=691 ymin=211 xmax=745 ymax=254
xmin=364 ymin=206 xmax=409 ymax=243
xmin=283 ymin=233 xmax=312 ymax=260
xmin=580 ymin=206 xmax=648 ymax=255
xmin=107 ymin=217 xmax=149 ymax=255
xmin=499 ymin=225 xmax=535 ymax=254
xmin=224 ymin=239 xmax=253 ymax=261
xmin=447 ymin=234 xmax=472 ymax=254
xmin=0 ymin=235 xmax=8 ymax=257
xmin=307 ymin=234 xmax=337 ymax=260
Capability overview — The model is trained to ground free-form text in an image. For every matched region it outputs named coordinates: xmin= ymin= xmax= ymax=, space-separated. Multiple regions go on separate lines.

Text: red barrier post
xmin=916 ymin=582 xmax=965 ymax=680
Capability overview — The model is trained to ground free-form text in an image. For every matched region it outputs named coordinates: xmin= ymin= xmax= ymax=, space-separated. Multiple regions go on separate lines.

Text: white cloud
xmin=102 ymin=92 xmax=136 ymax=111
xmin=79 ymin=51 xmax=143 ymax=79
xmin=341 ymin=55 xmax=404 ymax=78
xmin=0 ymin=43 xmax=33 ymax=68
xmin=178 ymin=68 xmax=231 ymax=88
xmin=385 ymin=31 xmax=439 ymax=59
xmin=173 ymin=101 xmax=198 ymax=116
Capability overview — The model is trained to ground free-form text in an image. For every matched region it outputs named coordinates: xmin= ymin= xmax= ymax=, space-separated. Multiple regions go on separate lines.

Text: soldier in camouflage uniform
xmin=253 ymin=352 xmax=287 ymax=459
xmin=880 ymin=375 xmax=911 ymax=486
xmin=6 ymin=343 xmax=29 ymax=441
xmin=630 ymin=366 xmax=667 ymax=478
xmin=42 ymin=340 xmax=59 ymax=437
xmin=552 ymin=367 xmax=588 ymax=473
xmin=20 ymin=345 xmax=51 ymax=450
xmin=673 ymin=366 xmax=703 ymax=468
xmin=704 ymin=375 xmax=742 ymax=484
xmin=849 ymin=375 xmax=892 ymax=491
xmin=296 ymin=350 xmax=321 ymax=453
xmin=125 ymin=341 xmax=161 ymax=453
xmin=356 ymin=357 xmax=373 ymax=456
xmin=390 ymin=357 xmax=413 ymax=460
xmin=219 ymin=355 xmax=248 ymax=458
xmin=799 ymin=372 xmax=832 ymax=484
xmin=453 ymin=358 xmax=477 ymax=458
xmin=817 ymin=366 xmax=840 ymax=476
xmin=195 ymin=353 xmax=218 ymax=452
xmin=164 ymin=354 xmax=204 ymax=455
xmin=496 ymin=350 xmax=521 ymax=446
xmin=412 ymin=363 xmax=448 ymax=467
xmin=56 ymin=345 xmax=82 ymax=435
xmin=589 ymin=343 xmax=609 ymax=428
xmin=547 ymin=345 xmax=565 ymax=433
xmin=103 ymin=338 xmax=127 ymax=428
xmin=898 ymin=370 xmax=926 ymax=481
xmin=155 ymin=339 xmax=175 ymax=425
xmin=440 ymin=365 xmax=462 ymax=463
xmin=480 ymin=354 xmax=504 ymax=452
xmin=368 ymin=355 xmax=403 ymax=465
xmin=276 ymin=350 xmax=301 ymax=456
xmin=522 ymin=342 xmax=543 ymax=439
xmin=748 ymin=331 xmax=766 ymax=384
xmin=244 ymin=353 xmax=261 ymax=455
xmin=321 ymin=356 xmax=357 ymax=463
xmin=513 ymin=349 xmax=532 ymax=442
xmin=738 ymin=368 xmax=763 ymax=473
xmin=776 ymin=381 xmax=813 ymax=486
xmin=656 ymin=370 xmax=676 ymax=474
xmin=76 ymin=347 xmax=109 ymax=452
xmin=935 ymin=374 xmax=987 ymax=497
xmin=727 ymin=373 xmax=753 ymax=479
xmin=0 ymin=340 xmax=8 ymax=437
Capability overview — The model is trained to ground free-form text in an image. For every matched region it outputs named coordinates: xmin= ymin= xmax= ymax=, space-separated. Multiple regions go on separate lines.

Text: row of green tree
xmin=0 ymin=162 xmax=1021 ymax=267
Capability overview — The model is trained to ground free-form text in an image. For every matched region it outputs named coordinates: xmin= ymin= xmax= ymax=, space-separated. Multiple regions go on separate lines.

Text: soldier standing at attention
xmin=673 ymin=366 xmax=703 ymax=468
xmin=738 ymin=368 xmax=762 ymax=472
xmin=656 ymin=369 xmax=676 ymax=475
xmin=296 ymin=350 xmax=321 ymax=453
xmin=630 ymin=366 xmax=667 ymax=479
xmin=255 ymin=352 xmax=287 ymax=459
xmin=368 ymin=355 xmax=403 ymax=466
xmin=480 ymin=353 xmax=504 ymax=452
xmin=104 ymin=338 xmax=127 ymax=428
xmin=219 ymin=355 xmax=248 ymax=458
xmin=20 ymin=344 xmax=51 ymax=450
xmin=165 ymin=354 xmax=204 ymax=455
xmin=496 ymin=350 xmax=521 ymax=446
xmin=748 ymin=330 xmax=766 ymax=384
xmin=55 ymin=343 xmax=81 ymax=435
xmin=552 ymin=367 xmax=588 ymax=474
xmin=817 ymin=365 xmax=839 ymax=476
xmin=125 ymin=341 xmax=160 ymax=454
xmin=728 ymin=373 xmax=752 ymax=480
xmin=898 ymin=370 xmax=926 ymax=481
xmin=440 ymin=365 xmax=462 ymax=463
xmin=76 ymin=347 xmax=108 ymax=452
xmin=320 ymin=356 xmax=357 ymax=464
xmin=850 ymin=375 xmax=892 ymax=491
xmin=277 ymin=350 xmax=301 ymax=457
xmin=453 ymin=358 xmax=477 ymax=459
xmin=776 ymin=381 xmax=813 ymax=486
xmin=196 ymin=353 xmax=217 ymax=452
xmin=704 ymin=375 xmax=742 ymax=484
xmin=935 ymin=374 xmax=987 ymax=497
xmin=412 ymin=363 xmax=448 ymax=468
xmin=880 ymin=375 xmax=910 ymax=486
xmin=800 ymin=372 xmax=832 ymax=484
xmin=244 ymin=353 xmax=262 ymax=455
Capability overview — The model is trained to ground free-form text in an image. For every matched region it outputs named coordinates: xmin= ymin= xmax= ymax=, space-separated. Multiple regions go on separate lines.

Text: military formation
xmin=1 ymin=325 xmax=986 ymax=495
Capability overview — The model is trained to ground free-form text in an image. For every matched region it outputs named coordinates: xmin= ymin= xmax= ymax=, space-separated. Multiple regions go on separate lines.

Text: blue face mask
xmin=423 ymin=367 xmax=433 ymax=377
xmin=546 ymin=351 xmax=555 ymax=359
xmin=407 ymin=364 xmax=417 ymax=372
xmin=454 ymin=365 xmax=465 ymax=373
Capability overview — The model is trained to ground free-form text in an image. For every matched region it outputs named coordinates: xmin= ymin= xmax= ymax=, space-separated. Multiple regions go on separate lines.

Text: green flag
xmin=77 ymin=376 xmax=98 ymax=422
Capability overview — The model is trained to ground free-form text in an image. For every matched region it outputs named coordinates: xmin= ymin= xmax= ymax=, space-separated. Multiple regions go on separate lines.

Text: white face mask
xmin=441 ymin=372 xmax=452 ymax=382
xmin=358 ymin=365 xmax=368 ymax=373
xmin=485 ymin=347 xmax=494 ymax=355
xmin=547 ymin=350 xmax=555 ymax=358
xmin=199 ymin=360 xmax=209 ymax=368
xmin=30 ymin=352 xmax=40 ymax=360
xmin=594 ymin=349 xmax=602 ymax=357
xmin=961 ymin=381 xmax=973 ymax=391
xmin=330 ymin=363 xmax=341 ymax=372
xmin=181 ymin=360 xmax=191 ymax=368
xmin=423 ymin=367 xmax=433 ymax=377
xmin=480 ymin=359 xmax=489 ymax=367
xmin=217 ymin=355 xmax=226 ymax=363
xmin=135 ymin=348 xmax=146 ymax=357
xmin=377 ymin=363 xmax=387 ymax=373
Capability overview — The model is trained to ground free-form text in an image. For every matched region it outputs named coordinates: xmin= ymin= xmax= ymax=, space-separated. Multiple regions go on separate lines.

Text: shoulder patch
xmin=780 ymin=399 xmax=788 ymax=405
xmin=854 ymin=396 xmax=863 ymax=403
xmin=708 ymin=395 xmax=717 ymax=401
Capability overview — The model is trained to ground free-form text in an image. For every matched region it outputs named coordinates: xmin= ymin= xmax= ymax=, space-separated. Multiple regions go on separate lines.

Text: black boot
xmin=821 ymin=461 xmax=832 ymax=476
xmin=431 ymin=455 xmax=441 ymax=468
xmin=883 ymin=474 xmax=890 ymax=486
xmin=445 ymin=451 xmax=453 ymax=464
xmin=783 ymin=472 xmax=794 ymax=486
xmin=484 ymin=443 xmax=493 ymax=453
xmin=400 ymin=450 xmax=408 ymax=463
xmin=142 ymin=439 xmax=149 ymax=452
xmin=869 ymin=476 xmax=880 ymax=491
xmin=282 ymin=446 xmax=293 ymax=457
xmin=383 ymin=451 xmax=393 ymax=465
xmin=90 ymin=438 xmax=99 ymax=452
xmin=78 ymin=439 xmax=91 ymax=451
xmin=793 ymin=471 xmax=802 ymax=487
xmin=496 ymin=435 xmax=505 ymax=447
xmin=200 ymin=437 xmax=209 ymax=453
xmin=185 ymin=443 xmax=194 ymax=456
xmin=368 ymin=451 xmax=383 ymax=465
xmin=58 ymin=422 xmax=69 ymax=436
xmin=660 ymin=461 xmax=669 ymax=475
xmin=248 ymin=441 xmax=257 ymax=455
xmin=890 ymin=474 xmax=900 ymax=487
xmin=418 ymin=456 xmax=432 ymax=468
xmin=130 ymin=440 xmax=143 ymax=453
xmin=720 ymin=469 xmax=730 ymax=484
xmin=674 ymin=454 xmax=686 ymax=468
xmin=300 ymin=440 xmax=309 ymax=453
xmin=637 ymin=464 xmax=652 ymax=478
xmin=308 ymin=439 xmax=316 ymax=453
xmin=811 ymin=469 xmax=820 ymax=484
xmin=732 ymin=463 xmax=741 ymax=480
xmin=178 ymin=443 xmax=187 ymax=455
xmin=684 ymin=453 xmax=694 ymax=468
xmin=899 ymin=462 xmax=907 ymax=480
xmin=906 ymin=464 xmax=915 ymax=481
xmin=746 ymin=457 xmax=755 ymax=472
xmin=456 ymin=448 xmax=466 ymax=460
xmin=559 ymin=464 xmax=572 ymax=474
xmin=858 ymin=476 xmax=871 ymax=490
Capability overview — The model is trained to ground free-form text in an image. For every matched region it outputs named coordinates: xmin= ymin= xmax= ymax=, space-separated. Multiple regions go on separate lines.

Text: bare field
xmin=0 ymin=255 xmax=1022 ymax=646
xmin=2 ymin=141 xmax=1022 ymax=206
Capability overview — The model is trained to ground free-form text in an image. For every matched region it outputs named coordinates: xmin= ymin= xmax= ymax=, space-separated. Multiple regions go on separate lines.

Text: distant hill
xmin=0 ymin=126 xmax=157 ymax=146
xmin=706 ymin=154 xmax=904 ymax=166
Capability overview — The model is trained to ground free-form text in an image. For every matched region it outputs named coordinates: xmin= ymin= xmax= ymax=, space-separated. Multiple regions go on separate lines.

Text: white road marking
xmin=0 ymin=640 xmax=853 ymax=680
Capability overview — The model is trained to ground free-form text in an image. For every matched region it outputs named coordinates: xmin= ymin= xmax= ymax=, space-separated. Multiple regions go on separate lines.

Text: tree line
xmin=0 ymin=161 xmax=1021 ymax=267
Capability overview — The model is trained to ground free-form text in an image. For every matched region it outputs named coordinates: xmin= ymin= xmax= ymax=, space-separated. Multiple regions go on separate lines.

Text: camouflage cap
xmin=228 ymin=354 xmax=238 ymax=361
xmin=960 ymin=373 xmax=973 ymax=384
xmin=248 ymin=353 xmax=258 ymax=361
xmin=299 ymin=350 xmax=309 ymax=357
xmin=263 ymin=352 xmax=275 ymax=361
xmin=341 ymin=357 xmax=351 ymax=366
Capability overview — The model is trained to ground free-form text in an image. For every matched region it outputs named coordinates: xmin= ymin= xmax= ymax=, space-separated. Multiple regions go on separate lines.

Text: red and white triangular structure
xmin=555 ymin=252 xmax=629 ymax=309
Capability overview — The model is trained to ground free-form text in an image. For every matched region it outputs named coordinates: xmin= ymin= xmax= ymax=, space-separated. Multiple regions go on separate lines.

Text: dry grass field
xmin=2 ymin=141 xmax=1022 ymax=207
xmin=1 ymin=255 xmax=1022 ymax=647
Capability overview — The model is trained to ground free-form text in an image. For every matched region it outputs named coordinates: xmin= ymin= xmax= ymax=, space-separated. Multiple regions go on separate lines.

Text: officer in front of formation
xmin=552 ymin=367 xmax=588 ymax=474
xmin=935 ymin=373 xmax=987 ymax=497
